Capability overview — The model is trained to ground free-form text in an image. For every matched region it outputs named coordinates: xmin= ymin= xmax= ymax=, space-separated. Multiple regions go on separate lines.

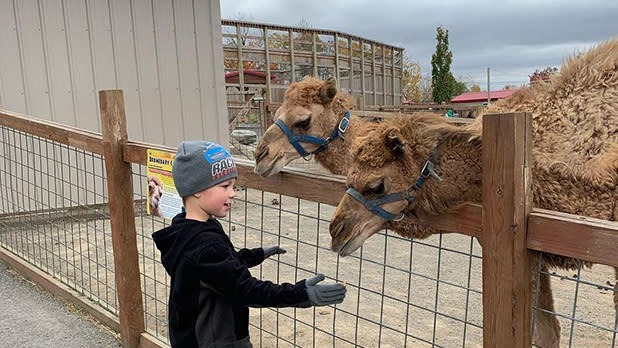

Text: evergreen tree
xmin=431 ymin=26 xmax=455 ymax=103
xmin=452 ymin=77 xmax=469 ymax=96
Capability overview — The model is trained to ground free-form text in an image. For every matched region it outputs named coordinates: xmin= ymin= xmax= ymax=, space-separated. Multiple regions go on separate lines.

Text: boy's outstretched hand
xmin=263 ymin=246 xmax=286 ymax=259
xmin=305 ymin=273 xmax=346 ymax=306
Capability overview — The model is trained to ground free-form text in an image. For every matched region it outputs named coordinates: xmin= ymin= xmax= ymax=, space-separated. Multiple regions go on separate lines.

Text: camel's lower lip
xmin=336 ymin=237 xmax=354 ymax=257
xmin=254 ymin=163 xmax=274 ymax=177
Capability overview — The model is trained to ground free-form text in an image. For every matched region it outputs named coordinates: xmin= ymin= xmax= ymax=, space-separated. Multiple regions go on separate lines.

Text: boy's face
xmin=194 ymin=178 xmax=237 ymax=218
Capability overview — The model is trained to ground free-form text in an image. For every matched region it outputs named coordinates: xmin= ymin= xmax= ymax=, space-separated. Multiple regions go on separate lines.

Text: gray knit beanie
xmin=172 ymin=141 xmax=238 ymax=197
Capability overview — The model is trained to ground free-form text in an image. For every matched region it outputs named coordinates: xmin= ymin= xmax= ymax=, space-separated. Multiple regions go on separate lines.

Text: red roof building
xmin=225 ymin=70 xmax=276 ymax=84
xmin=451 ymin=89 xmax=516 ymax=104
xmin=450 ymin=89 xmax=516 ymax=103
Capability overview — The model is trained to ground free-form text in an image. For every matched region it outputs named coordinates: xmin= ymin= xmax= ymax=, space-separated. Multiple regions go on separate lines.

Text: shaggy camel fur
xmin=329 ymin=38 xmax=618 ymax=347
xmin=254 ymin=76 xmax=365 ymax=177
xmin=253 ymin=76 xmax=444 ymax=239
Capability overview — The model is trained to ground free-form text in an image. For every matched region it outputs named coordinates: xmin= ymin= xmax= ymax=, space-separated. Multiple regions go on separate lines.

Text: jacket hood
xmin=152 ymin=212 xmax=215 ymax=275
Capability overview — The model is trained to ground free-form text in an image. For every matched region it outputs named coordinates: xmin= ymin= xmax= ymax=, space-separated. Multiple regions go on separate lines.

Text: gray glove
xmin=304 ymin=274 xmax=346 ymax=306
xmin=263 ymin=246 xmax=286 ymax=259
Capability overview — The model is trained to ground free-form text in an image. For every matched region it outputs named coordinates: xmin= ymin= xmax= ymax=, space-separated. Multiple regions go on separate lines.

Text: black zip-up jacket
xmin=152 ymin=213 xmax=310 ymax=348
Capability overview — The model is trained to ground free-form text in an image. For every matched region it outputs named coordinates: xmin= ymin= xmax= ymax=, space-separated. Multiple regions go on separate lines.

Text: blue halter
xmin=275 ymin=111 xmax=351 ymax=158
xmin=346 ymin=148 xmax=441 ymax=221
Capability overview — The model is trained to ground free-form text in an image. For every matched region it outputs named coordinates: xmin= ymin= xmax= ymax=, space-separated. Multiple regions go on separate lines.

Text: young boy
xmin=153 ymin=141 xmax=346 ymax=348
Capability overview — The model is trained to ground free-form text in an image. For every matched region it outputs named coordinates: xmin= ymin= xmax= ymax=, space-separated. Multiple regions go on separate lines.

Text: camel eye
xmin=294 ymin=115 xmax=312 ymax=130
xmin=363 ymin=181 xmax=385 ymax=196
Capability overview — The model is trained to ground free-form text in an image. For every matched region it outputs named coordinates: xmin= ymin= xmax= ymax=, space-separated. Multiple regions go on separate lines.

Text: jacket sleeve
xmin=195 ymin=238 xmax=310 ymax=308
xmin=236 ymin=247 xmax=265 ymax=268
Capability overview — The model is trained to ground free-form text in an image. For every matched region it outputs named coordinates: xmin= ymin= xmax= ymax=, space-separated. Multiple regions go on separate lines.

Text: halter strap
xmin=346 ymin=188 xmax=413 ymax=220
xmin=275 ymin=111 xmax=351 ymax=158
xmin=345 ymin=147 xmax=441 ymax=221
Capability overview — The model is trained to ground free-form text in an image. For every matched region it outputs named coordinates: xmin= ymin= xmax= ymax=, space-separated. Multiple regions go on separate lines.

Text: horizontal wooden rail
xmin=364 ymin=104 xmax=478 ymax=112
xmin=0 ymin=117 xmax=612 ymax=266
xmin=0 ymin=109 xmax=104 ymax=155
xmin=126 ymin=140 xmax=483 ymax=236
xmin=125 ymin=142 xmax=348 ymax=207
xmin=418 ymin=203 xmax=482 ymax=240
xmin=139 ymin=332 xmax=170 ymax=348
xmin=527 ymin=208 xmax=618 ymax=268
xmin=437 ymin=205 xmax=618 ymax=267
xmin=355 ymin=110 xmax=476 ymax=124
xmin=2 ymin=117 xmax=610 ymax=267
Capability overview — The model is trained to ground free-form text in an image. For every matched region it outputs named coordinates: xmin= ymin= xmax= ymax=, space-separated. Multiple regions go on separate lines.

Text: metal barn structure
xmin=221 ymin=19 xmax=404 ymax=114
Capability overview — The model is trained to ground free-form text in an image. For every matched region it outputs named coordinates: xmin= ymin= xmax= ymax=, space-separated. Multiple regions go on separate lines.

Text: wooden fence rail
xmin=1 ymin=92 xmax=618 ymax=348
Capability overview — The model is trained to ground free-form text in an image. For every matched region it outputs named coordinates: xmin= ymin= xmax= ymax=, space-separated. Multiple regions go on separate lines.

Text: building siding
xmin=0 ymin=0 xmax=228 ymax=148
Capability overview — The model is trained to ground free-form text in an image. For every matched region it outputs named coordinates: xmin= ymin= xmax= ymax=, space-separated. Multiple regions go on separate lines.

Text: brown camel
xmin=253 ymin=75 xmax=445 ymax=239
xmin=329 ymin=38 xmax=618 ymax=347
xmin=254 ymin=76 xmax=367 ymax=177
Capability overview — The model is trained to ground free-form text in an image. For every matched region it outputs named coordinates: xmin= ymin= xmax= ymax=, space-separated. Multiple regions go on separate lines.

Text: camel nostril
xmin=330 ymin=219 xmax=344 ymax=239
xmin=255 ymin=146 xmax=269 ymax=162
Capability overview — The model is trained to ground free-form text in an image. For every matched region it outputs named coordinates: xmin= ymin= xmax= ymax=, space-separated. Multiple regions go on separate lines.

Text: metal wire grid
xmin=3 ymin=131 xmax=616 ymax=347
xmin=223 ymin=190 xmax=484 ymax=348
xmin=132 ymin=164 xmax=171 ymax=339
xmin=531 ymin=253 xmax=618 ymax=347
xmin=0 ymin=126 xmax=118 ymax=315
xmin=132 ymin=163 xmax=484 ymax=347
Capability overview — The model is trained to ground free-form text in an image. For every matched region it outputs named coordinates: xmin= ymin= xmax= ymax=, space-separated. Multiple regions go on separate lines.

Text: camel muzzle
xmin=274 ymin=111 xmax=351 ymax=158
xmin=344 ymin=147 xmax=441 ymax=221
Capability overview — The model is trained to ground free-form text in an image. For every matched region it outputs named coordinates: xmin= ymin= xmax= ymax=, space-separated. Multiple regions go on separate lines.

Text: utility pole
xmin=487 ymin=67 xmax=491 ymax=105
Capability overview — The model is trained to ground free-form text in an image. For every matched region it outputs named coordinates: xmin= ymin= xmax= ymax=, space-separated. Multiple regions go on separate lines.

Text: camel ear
xmin=319 ymin=77 xmax=338 ymax=104
xmin=384 ymin=127 xmax=406 ymax=157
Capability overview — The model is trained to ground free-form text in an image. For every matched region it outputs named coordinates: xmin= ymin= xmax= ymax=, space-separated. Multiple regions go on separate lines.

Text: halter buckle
xmin=338 ymin=113 xmax=350 ymax=136
xmin=420 ymin=160 xmax=442 ymax=181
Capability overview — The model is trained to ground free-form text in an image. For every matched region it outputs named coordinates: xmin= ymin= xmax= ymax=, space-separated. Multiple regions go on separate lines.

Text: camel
xmin=329 ymin=38 xmax=618 ymax=347
xmin=253 ymin=75 xmax=446 ymax=241
xmin=254 ymin=76 xmax=365 ymax=177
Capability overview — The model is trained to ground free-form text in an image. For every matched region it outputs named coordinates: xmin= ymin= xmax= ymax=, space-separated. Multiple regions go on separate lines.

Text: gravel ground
xmin=0 ymin=260 xmax=121 ymax=348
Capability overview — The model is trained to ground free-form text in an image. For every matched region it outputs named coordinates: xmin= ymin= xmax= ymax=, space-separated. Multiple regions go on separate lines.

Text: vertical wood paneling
xmin=63 ymin=0 xmax=98 ymax=132
xmin=40 ymin=0 xmax=74 ymax=125
xmin=109 ymin=0 xmax=141 ymax=141
xmin=15 ymin=0 xmax=51 ymax=118
xmin=194 ymin=0 xmax=229 ymax=146
xmin=152 ymin=0 xmax=183 ymax=145
xmin=174 ymin=0 xmax=203 ymax=141
xmin=1 ymin=0 xmax=228 ymax=147
xmin=86 ymin=0 xmax=117 ymax=89
xmin=0 ymin=0 xmax=27 ymax=112
xmin=131 ymin=0 xmax=164 ymax=144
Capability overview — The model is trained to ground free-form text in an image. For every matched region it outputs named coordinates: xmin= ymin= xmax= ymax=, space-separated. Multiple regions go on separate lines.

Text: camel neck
xmin=314 ymin=113 xmax=365 ymax=176
xmin=414 ymin=137 xmax=483 ymax=215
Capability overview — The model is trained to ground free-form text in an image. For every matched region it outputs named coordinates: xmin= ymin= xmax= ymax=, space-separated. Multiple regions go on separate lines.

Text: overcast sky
xmin=220 ymin=0 xmax=617 ymax=90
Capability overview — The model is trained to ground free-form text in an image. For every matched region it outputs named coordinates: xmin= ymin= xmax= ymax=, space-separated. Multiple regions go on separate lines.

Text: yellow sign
xmin=146 ymin=149 xmax=183 ymax=219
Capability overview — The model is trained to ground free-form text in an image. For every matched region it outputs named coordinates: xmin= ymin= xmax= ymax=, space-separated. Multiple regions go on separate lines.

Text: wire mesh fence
xmin=1 ymin=113 xmax=617 ymax=348
xmin=131 ymin=163 xmax=485 ymax=347
xmin=532 ymin=254 xmax=617 ymax=347
xmin=0 ymin=125 xmax=118 ymax=315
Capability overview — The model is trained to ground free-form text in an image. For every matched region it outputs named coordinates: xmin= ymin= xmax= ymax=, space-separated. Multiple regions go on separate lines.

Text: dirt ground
xmin=2 ymin=185 xmax=616 ymax=348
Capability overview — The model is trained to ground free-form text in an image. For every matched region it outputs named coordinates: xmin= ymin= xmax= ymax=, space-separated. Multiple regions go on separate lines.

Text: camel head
xmin=254 ymin=76 xmax=352 ymax=177
xmin=329 ymin=114 xmax=482 ymax=256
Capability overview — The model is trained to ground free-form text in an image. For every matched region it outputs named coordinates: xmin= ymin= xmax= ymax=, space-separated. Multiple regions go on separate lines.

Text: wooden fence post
xmin=482 ymin=112 xmax=533 ymax=348
xmin=100 ymin=90 xmax=145 ymax=348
